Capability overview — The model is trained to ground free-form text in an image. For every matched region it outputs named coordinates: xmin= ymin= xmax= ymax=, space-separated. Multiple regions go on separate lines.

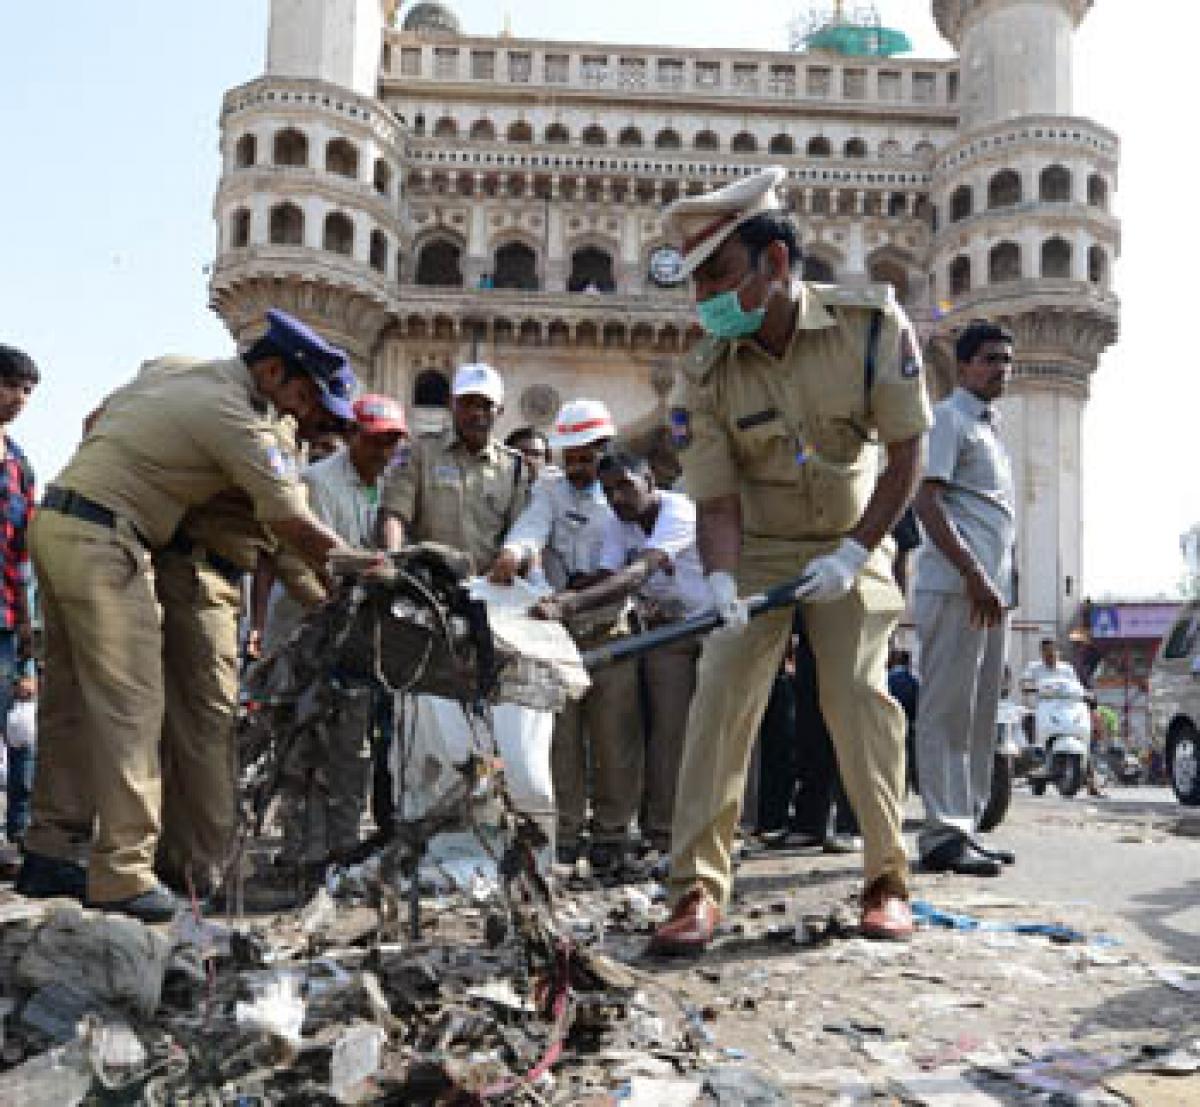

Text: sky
xmin=1 ymin=1 xmax=1193 ymax=599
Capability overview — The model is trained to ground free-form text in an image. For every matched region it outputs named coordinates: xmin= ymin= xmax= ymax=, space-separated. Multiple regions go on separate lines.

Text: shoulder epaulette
xmin=812 ymin=282 xmax=895 ymax=312
xmin=678 ymin=336 xmax=726 ymax=383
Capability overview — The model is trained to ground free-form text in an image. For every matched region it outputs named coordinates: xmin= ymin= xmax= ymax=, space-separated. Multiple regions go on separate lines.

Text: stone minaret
xmin=209 ymin=0 xmax=405 ymax=373
xmin=929 ymin=0 xmax=1120 ymax=666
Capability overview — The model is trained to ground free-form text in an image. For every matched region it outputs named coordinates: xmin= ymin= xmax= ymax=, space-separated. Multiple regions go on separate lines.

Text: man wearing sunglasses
xmin=912 ymin=320 xmax=1017 ymax=878
xmin=17 ymin=309 xmax=354 ymax=921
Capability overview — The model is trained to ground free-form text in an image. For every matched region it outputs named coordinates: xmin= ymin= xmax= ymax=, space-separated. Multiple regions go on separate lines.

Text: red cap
xmin=353 ymin=394 xmax=407 ymax=435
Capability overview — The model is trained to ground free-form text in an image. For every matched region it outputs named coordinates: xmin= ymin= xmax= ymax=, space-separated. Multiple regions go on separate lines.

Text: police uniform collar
xmin=728 ymin=282 xmax=836 ymax=358
xmin=234 ymin=356 xmax=271 ymax=415
xmin=448 ymin=429 xmax=501 ymax=461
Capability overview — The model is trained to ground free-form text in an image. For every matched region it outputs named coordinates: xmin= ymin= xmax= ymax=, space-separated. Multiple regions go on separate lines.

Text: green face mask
xmin=696 ymin=273 xmax=769 ymax=339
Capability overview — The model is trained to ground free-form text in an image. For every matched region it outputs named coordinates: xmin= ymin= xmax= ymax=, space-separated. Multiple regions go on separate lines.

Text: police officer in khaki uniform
xmin=377 ymin=363 xmax=531 ymax=567
xmin=154 ymin=427 xmax=330 ymax=898
xmin=648 ymin=168 xmax=932 ymax=954
xmin=18 ymin=310 xmax=354 ymax=921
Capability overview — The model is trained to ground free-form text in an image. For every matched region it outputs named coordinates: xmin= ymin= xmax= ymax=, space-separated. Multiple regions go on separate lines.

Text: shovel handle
xmin=580 ymin=572 xmax=810 ymax=670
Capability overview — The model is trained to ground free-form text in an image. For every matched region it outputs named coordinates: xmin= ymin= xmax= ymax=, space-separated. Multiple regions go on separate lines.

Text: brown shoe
xmin=860 ymin=883 xmax=914 ymax=941
xmin=647 ymin=886 xmax=721 ymax=957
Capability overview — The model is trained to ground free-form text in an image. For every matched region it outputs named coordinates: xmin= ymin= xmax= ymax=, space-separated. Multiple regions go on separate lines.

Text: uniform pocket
xmin=731 ymin=419 xmax=799 ymax=486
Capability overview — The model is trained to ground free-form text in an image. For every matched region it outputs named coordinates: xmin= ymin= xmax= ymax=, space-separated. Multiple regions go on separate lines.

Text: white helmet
xmin=549 ymin=399 xmax=616 ymax=450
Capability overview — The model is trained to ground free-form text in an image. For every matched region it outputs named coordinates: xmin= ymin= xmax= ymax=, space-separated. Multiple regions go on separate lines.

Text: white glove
xmin=706 ymin=571 xmax=750 ymax=635
xmin=794 ymin=538 xmax=870 ymax=604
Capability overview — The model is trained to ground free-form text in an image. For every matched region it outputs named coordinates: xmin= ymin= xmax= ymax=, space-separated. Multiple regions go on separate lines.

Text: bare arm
xmin=913 ymin=479 xmax=1002 ymax=627
xmin=532 ymin=550 xmax=670 ymax=621
xmin=270 ymin=514 xmax=344 ymax=570
xmin=376 ymin=511 xmax=406 ymax=553
xmin=849 ymin=434 xmax=922 ymax=552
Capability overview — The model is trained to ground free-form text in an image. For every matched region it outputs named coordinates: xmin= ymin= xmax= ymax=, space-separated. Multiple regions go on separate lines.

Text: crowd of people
xmin=1 ymin=166 xmax=1078 ymax=956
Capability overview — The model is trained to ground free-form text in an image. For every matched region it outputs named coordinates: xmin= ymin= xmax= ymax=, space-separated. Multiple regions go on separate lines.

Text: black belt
xmin=42 ymin=486 xmax=150 ymax=548
xmin=164 ymin=532 xmax=245 ymax=587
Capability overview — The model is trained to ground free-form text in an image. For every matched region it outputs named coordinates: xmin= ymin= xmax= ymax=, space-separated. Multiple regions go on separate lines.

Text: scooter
xmin=978 ymin=701 xmax=1025 ymax=830
xmin=1019 ymin=674 xmax=1093 ymax=798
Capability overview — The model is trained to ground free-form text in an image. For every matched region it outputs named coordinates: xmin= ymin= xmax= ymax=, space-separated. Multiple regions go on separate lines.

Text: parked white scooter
xmin=1019 ymin=673 xmax=1093 ymax=797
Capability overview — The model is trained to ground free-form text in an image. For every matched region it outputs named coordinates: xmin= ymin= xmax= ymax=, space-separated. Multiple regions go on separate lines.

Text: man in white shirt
xmin=1021 ymin=638 xmax=1078 ymax=695
xmin=532 ymin=450 xmax=705 ymax=859
xmin=264 ymin=394 xmax=408 ymax=868
xmin=491 ymin=401 xmax=643 ymax=871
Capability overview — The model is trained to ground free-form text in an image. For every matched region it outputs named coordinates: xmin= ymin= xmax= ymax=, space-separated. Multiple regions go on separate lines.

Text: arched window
xmin=950 ymin=184 xmax=973 ymax=222
xmin=273 ymin=128 xmax=308 ymax=167
xmin=879 ymin=139 xmax=901 ymax=159
xmin=1039 ymin=165 xmax=1072 ymax=203
xmin=412 ymin=113 xmax=426 ymax=136
xmin=433 ymin=116 xmax=458 ymax=139
xmin=989 ymin=241 xmax=1021 ymax=283
xmin=325 ymin=138 xmax=359 ymax=179
xmin=731 ymin=131 xmax=757 ymax=153
xmin=988 ymin=169 xmax=1022 ymax=209
xmin=545 ymin=123 xmax=569 ymax=144
xmin=913 ymin=141 xmax=936 ymax=159
xmin=950 ymin=255 xmax=971 ymax=295
xmin=582 ymin=124 xmax=607 ymax=147
xmin=494 ymin=241 xmax=539 ymax=290
xmin=415 ymin=238 xmax=463 ymax=286
xmin=694 ymin=129 xmax=719 ymax=151
xmin=413 ymin=370 xmax=451 ymax=408
xmin=806 ymin=136 xmax=831 ymax=158
xmin=1089 ymin=245 xmax=1109 ymax=286
xmin=235 ymin=134 xmax=256 ymax=169
xmin=370 ymin=230 xmax=388 ymax=273
xmin=568 ymin=246 xmax=616 ymax=293
xmin=269 ymin=202 xmax=304 ymax=246
xmin=618 ymin=126 xmax=643 ymax=148
xmin=231 ymin=208 xmax=251 ymax=248
xmin=373 ymin=159 xmax=392 ymax=196
xmin=888 ymin=193 xmax=908 ymax=217
xmin=803 ymin=255 xmax=836 ymax=282
xmin=1041 ymin=236 xmax=1072 ymax=278
xmin=655 ymin=128 xmax=682 ymax=150
xmin=844 ymin=137 xmax=867 ymax=159
xmin=469 ymin=119 xmax=495 ymax=141
xmin=810 ymin=189 xmax=831 ymax=215
xmin=1088 ymin=174 xmax=1108 ymax=209
xmin=323 ymin=212 xmax=355 ymax=255
xmin=769 ymin=134 xmax=795 ymax=156
xmin=506 ymin=119 xmax=533 ymax=143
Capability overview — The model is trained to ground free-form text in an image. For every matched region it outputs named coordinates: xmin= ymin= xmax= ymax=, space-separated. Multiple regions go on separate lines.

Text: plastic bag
xmin=6 ymin=699 xmax=36 ymax=750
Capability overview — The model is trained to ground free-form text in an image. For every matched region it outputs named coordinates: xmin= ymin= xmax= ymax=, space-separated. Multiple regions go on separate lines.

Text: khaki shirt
xmin=379 ymin=430 xmax=532 ymax=571
xmin=56 ymin=356 xmax=309 ymax=548
xmin=671 ymin=283 xmax=932 ymax=542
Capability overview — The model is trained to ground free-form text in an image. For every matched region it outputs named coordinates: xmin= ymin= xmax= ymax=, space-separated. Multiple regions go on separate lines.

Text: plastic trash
xmin=235 ymin=973 xmax=305 ymax=1050
xmin=6 ymin=698 xmax=36 ymax=750
xmin=0 ymin=1039 xmax=93 ymax=1106
xmin=329 ymin=1023 xmax=385 ymax=1102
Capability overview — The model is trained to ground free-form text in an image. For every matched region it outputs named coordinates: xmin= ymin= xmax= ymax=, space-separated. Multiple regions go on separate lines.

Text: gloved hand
xmin=793 ymin=538 xmax=870 ymax=604
xmin=706 ymin=571 xmax=750 ymax=635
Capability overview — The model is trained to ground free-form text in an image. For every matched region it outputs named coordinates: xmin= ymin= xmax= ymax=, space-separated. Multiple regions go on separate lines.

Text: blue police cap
xmin=265 ymin=308 xmax=357 ymax=420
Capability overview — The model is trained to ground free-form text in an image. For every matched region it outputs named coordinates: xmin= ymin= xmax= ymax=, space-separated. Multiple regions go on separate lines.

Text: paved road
xmin=935 ymin=784 xmax=1200 ymax=962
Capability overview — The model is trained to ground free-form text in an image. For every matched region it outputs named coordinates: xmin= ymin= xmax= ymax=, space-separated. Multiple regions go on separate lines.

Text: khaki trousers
xmin=552 ymin=656 xmax=642 ymax=846
xmin=155 ymin=551 xmax=242 ymax=892
xmin=668 ymin=538 xmax=910 ymax=909
xmin=641 ymin=638 xmax=700 ymax=846
xmin=25 ymin=510 xmax=164 ymax=902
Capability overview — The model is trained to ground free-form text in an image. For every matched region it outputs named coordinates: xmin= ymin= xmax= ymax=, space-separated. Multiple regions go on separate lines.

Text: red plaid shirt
xmin=0 ymin=438 xmax=34 ymax=632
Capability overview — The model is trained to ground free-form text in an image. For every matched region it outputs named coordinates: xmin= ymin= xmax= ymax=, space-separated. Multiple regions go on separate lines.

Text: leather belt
xmin=164 ymin=531 xmax=245 ymax=587
xmin=42 ymin=486 xmax=150 ymax=548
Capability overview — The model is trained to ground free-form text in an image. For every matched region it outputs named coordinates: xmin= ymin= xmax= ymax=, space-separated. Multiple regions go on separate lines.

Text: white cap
xmin=451 ymin=362 xmax=504 ymax=406
xmin=549 ymin=399 xmax=616 ymax=450
xmin=664 ymin=166 xmax=788 ymax=279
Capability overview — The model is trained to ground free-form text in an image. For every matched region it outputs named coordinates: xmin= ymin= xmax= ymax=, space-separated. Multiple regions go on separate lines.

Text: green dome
xmin=805 ymin=22 xmax=912 ymax=57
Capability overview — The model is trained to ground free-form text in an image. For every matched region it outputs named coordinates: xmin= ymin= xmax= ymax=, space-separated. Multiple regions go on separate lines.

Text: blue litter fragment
xmin=911 ymin=900 xmax=1119 ymax=946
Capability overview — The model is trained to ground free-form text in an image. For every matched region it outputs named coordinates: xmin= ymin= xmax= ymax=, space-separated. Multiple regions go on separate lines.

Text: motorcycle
xmin=1093 ymin=743 xmax=1144 ymax=788
xmin=1018 ymin=674 xmax=1093 ymax=798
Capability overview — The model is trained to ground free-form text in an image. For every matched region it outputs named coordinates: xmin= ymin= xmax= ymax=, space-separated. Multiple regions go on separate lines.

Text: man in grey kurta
xmin=913 ymin=320 xmax=1017 ymax=876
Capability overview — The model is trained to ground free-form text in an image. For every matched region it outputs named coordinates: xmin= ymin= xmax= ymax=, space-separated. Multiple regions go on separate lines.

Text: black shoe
xmin=14 ymin=851 xmax=87 ymax=901
xmin=555 ymin=842 xmax=581 ymax=867
xmin=921 ymin=839 xmax=1002 ymax=877
xmin=971 ymin=839 xmax=1016 ymax=865
xmin=88 ymin=884 xmax=181 ymax=924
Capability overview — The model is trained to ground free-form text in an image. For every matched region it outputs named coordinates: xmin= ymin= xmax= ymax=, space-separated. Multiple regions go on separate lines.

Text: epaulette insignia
xmin=678 ymin=336 xmax=725 ymax=383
